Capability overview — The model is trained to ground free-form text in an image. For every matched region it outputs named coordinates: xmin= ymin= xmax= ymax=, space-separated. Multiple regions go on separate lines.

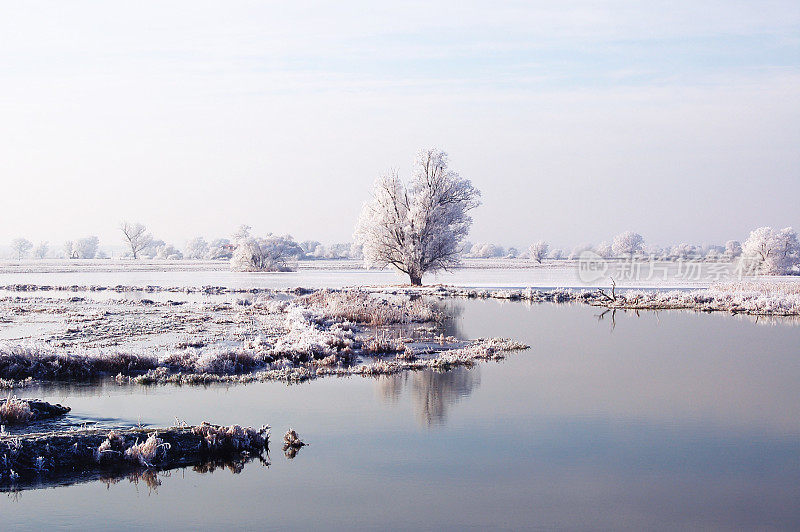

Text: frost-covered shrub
xmin=569 ymin=244 xmax=593 ymax=260
xmin=611 ymin=231 xmax=644 ymax=257
xmin=529 ymin=241 xmax=549 ymax=263
xmin=72 ymin=236 xmax=100 ymax=259
xmin=271 ymin=308 xmax=354 ymax=359
xmin=469 ymin=243 xmax=505 ymax=258
xmin=230 ymin=237 xmax=294 ymax=272
xmin=155 ymin=243 xmax=183 ymax=260
xmin=670 ymin=243 xmax=699 ymax=260
xmin=207 ymin=238 xmax=234 ymax=260
xmin=725 ymin=240 xmax=742 ymax=259
xmin=300 ymin=240 xmax=321 ymax=256
xmin=299 ymin=290 xmax=441 ymax=325
xmin=159 ymin=348 xmax=263 ymax=375
xmin=33 ymin=242 xmax=49 ymax=259
xmin=185 ymin=237 xmax=209 ymax=259
xmin=0 ymin=343 xmax=158 ymax=381
xmin=742 ymin=226 xmax=799 ymax=275
xmin=231 ymin=227 xmax=297 ymax=272
xmin=596 ymin=241 xmax=613 ymax=258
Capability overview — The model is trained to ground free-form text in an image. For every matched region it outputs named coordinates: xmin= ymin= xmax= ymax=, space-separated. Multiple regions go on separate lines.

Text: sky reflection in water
xmin=2 ymin=298 xmax=800 ymax=530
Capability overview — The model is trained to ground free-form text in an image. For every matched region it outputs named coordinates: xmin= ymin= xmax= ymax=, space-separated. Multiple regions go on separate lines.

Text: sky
xmin=0 ymin=0 xmax=798 ymax=251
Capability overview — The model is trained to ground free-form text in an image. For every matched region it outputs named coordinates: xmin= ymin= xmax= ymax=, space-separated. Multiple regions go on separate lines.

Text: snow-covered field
xmin=373 ymin=281 xmax=800 ymax=318
xmin=1 ymin=257 xmax=797 ymax=289
xmin=0 ymin=288 xmax=525 ymax=389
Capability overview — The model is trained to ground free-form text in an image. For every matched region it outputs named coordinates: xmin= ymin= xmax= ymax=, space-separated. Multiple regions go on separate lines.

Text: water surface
xmin=3 ymin=299 xmax=799 ymax=530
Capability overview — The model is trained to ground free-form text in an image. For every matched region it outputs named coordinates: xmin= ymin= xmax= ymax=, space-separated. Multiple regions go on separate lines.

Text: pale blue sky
xmin=1 ymin=1 xmax=798 ymax=249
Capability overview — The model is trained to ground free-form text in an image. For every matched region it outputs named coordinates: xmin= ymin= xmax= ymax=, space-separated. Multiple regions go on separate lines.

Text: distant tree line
xmin=524 ymin=227 xmax=799 ymax=274
xmin=5 ymin=141 xmax=799 ymax=281
xmin=6 ymin=225 xmax=799 ymax=276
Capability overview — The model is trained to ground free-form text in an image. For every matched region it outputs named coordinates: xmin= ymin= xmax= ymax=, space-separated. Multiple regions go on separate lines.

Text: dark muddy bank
xmin=0 ymin=422 xmax=269 ymax=491
xmin=0 ymin=398 xmax=70 ymax=424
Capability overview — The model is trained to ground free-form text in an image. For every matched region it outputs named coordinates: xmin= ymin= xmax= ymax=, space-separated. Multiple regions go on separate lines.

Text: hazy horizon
xmin=1 ymin=1 xmax=798 ymax=250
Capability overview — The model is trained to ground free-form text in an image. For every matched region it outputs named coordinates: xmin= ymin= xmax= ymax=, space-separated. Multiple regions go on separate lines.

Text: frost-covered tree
xmin=279 ymin=236 xmax=305 ymax=260
xmin=139 ymin=239 xmax=165 ymax=259
xmin=611 ymin=231 xmax=644 ymax=257
xmin=321 ymin=243 xmax=353 ymax=259
xmin=120 ymin=221 xmax=153 ymax=259
xmin=301 ymin=241 xmax=361 ymax=260
xmin=506 ymin=247 xmax=519 ymax=258
xmin=230 ymin=226 xmax=296 ymax=272
xmin=550 ymin=248 xmax=564 ymax=260
xmin=569 ymin=243 xmax=593 ymax=260
xmin=349 ymin=242 xmax=364 ymax=260
xmin=596 ymin=241 xmax=613 ymax=259
xmin=33 ymin=241 xmax=49 ymax=259
xmin=670 ymin=243 xmax=698 ymax=260
xmin=742 ymin=226 xmax=799 ymax=275
xmin=725 ymin=240 xmax=742 ymax=259
xmin=62 ymin=241 xmax=77 ymax=259
xmin=470 ymin=243 xmax=504 ymax=258
xmin=233 ymin=224 xmax=251 ymax=241
xmin=528 ymin=241 xmax=549 ymax=263
xmin=703 ymin=244 xmax=725 ymax=255
xmin=185 ymin=237 xmax=209 ymax=259
xmin=11 ymin=238 xmax=33 ymax=260
xmin=155 ymin=243 xmax=183 ymax=260
xmin=300 ymin=240 xmax=321 ymax=256
xmin=207 ymin=238 xmax=234 ymax=260
xmin=355 ymin=148 xmax=481 ymax=286
xmin=73 ymin=236 xmax=99 ymax=259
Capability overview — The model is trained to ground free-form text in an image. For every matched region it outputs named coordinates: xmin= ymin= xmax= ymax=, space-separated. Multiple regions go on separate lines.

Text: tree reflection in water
xmin=377 ymin=367 xmax=480 ymax=426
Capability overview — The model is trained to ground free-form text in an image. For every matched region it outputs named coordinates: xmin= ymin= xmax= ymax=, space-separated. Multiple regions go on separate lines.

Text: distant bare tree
xmin=63 ymin=241 xmax=77 ymax=259
xmin=11 ymin=238 xmax=33 ymax=260
xmin=185 ymin=237 xmax=209 ymax=259
xmin=529 ymin=241 xmax=549 ymax=263
xmin=62 ymin=236 xmax=100 ymax=259
xmin=33 ymin=241 xmax=49 ymax=259
xmin=120 ymin=221 xmax=153 ymax=259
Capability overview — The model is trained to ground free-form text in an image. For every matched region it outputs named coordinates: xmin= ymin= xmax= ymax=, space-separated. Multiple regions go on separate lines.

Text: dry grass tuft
xmin=0 ymin=396 xmax=33 ymax=424
xmin=124 ymin=433 xmax=170 ymax=467
xmin=300 ymin=290 xmax=441 ymax=325
xmin=192 ymin=422 xmax=269 ymax=451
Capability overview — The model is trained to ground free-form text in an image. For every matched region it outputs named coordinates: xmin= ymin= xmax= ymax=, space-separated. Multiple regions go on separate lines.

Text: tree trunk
xmin=409 ymin=273 xmax=422 ymax=286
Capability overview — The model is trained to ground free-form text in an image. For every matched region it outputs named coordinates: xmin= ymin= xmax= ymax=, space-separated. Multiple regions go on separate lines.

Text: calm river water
xmin=3 ymin=294 xmax=800 ymax=530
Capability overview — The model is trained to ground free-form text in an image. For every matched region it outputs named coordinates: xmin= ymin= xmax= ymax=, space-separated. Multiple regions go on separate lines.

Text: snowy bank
xmin=368 ymin=281 xmax=800 ymax=316
xmin=0 ymin=422 xmax=269 ymax=491
xmin=0 ymin=397 xmax=70 ymax=424
xmin=0 ymin=289 xmax=529 ymax=387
